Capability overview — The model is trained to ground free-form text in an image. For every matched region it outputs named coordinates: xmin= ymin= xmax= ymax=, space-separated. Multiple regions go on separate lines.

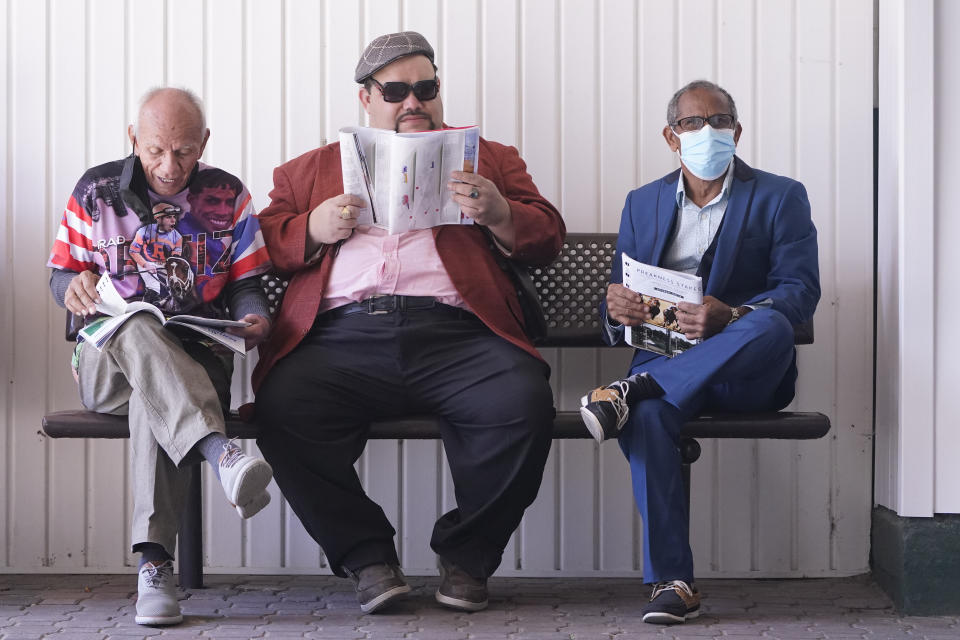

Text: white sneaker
xmin=219 ymin=442 xmax=273 ymax=518
xmin=236 ymin=489 xmax=271 ymax=518
xmin=135 ymin=560 xmax=182 ymax=626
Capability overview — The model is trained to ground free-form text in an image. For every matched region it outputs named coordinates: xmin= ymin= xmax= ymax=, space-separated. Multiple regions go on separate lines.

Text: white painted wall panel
xmin=167 ymin=0 xmax=205 ymax=91
xmin=875 ymin=0 xmax=938 ymax=519
xmin=284 ymin=0 xmax=325 ymax=161
xmin=832 ymin=0 xmax=874 ymax=570
xmin=933 ymin=0 xmax=960 ymax=514
xmin=875 ymin=0 xmax=899 ymax=512
xmin=753 ymin=0 xmax=798 ymax=575
xmin=47 ymin=0 xmax=89 ymax=572
xmin=9 ymin=0 xmax=50 ymax=570
xmin=517 ymin=0 xmax=562 ymax=574
xmin=877 ymin=0 xmax=960 ymax=517
xmin=596 ymin=0 xmax=639 ymax=572
xmin=0 ymin=0 xmax=11 ymax=569
xmin=557 ymin=0 xmax=600 ymax=574
xmin=0 ymin=0 xmax=874 ymax=578
xmin=793 ymin=0 xmax=836 ymax=574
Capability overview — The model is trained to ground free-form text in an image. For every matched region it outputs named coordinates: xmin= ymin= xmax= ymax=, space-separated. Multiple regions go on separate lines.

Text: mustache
xmin=395 ymin=110 xmax=434 ymax=129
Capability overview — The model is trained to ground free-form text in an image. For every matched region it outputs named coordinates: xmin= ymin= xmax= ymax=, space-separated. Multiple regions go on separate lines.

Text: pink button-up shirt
xmin=318 ymin=225 xmax=466 ymax=314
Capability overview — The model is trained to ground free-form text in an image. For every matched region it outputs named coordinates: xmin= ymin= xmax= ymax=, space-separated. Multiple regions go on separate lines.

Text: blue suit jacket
xmin=602 ymin=157 xmax=821 ymax=372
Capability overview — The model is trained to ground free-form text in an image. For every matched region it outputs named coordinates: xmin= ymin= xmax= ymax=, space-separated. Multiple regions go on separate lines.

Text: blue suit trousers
xmin=618 ymin=308 xmax=796 ymax=583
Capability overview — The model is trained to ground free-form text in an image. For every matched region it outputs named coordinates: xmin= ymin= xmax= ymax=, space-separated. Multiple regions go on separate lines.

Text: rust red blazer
xmin=252 ymin=137 xmax=565 ymax=392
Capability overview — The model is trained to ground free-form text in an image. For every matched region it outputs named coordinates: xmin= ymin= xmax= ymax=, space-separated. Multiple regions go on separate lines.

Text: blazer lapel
xmin=651 ymin=169 xmax=681 ymax=265
xmin=704 ymin=156 xmax=756 ymax=296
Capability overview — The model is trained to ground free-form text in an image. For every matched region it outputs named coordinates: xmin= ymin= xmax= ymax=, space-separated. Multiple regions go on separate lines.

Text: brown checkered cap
xmin=354 ymin=31 xmax=435 ymax=83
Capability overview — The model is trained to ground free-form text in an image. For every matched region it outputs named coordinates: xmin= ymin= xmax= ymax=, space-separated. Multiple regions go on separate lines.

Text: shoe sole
xmin=435 ymin=590 xmax=489 ymax=612
xmin=361 ymin=583 xmax=412 ymax=613
xmin=226 ymin=457 xmax=273 ymax=507
xmin=642 ymin=608 xmax=700 ymax=624
xmin=135 ymin=613 xmax=183 ymax=626
xmin=235 ymin=489 xmax=270 ymax=519
xmin=579 ymin=404 xmax=608 ymax=444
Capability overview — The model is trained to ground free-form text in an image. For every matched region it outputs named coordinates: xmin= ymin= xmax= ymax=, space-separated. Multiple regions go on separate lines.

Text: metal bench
xmin=41 ymin=232 xmax=830 ymax=588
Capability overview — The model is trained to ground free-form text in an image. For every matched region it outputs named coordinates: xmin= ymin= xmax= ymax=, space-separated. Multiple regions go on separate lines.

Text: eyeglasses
xmin=153 ymin=205 xmax=182 ymax=217
xmin=369 ymin=77 xmax=440 ymax=103
xmin=671 ymin=113 xmax=736 ymax=133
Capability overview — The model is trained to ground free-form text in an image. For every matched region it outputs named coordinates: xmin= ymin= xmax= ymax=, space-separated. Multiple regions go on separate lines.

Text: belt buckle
xmin=366 ymin=295 xmax=396 ymax=315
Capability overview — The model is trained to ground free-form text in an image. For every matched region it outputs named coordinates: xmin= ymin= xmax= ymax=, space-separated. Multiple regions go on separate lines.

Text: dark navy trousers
xmin=255 ymin=305 xmax=554 ymax=579
xmin=620 ymin=308 xmax=797 ymax=583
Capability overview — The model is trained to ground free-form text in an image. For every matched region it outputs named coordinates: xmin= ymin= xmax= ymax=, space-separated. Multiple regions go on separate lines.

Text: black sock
xmin=137 ymin=542 xmax=173 ymax=569
xmin=622 ymin=372 xmax=664 ymax=404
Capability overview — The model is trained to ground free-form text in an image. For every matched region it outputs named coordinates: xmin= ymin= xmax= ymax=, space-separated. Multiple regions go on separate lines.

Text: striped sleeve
xmin=227 ymin=193 xmax=272 ymax=281
xmin=47 ymin=194 xmax=95 ymax=272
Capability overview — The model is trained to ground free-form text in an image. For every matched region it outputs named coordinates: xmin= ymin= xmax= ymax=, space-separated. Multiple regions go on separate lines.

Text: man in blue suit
xmin=580 ymin=80 xmax=820 ymax=624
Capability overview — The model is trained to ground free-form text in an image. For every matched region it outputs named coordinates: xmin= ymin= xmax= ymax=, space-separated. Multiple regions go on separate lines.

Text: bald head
xmin=128 ymin=87 xmax=210 ymax=196
xmin=135 ymin=87 xmax=206 ymax=138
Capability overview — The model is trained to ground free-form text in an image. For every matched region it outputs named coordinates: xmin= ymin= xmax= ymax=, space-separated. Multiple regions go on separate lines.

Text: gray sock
xmin=195 ymin=432 xmax=234 ymax=481
xmin=137 ymin=542 xmax=172 ymax=569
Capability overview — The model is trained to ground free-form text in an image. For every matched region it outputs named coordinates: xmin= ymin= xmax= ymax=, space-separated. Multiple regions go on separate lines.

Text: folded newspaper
xmin=621 ymin=254 xmax=703 ymax=357
xmin=78 ymin=272 xmax=249 ymax=355
xmin=339 ymin=125 xmax=480 ymax=234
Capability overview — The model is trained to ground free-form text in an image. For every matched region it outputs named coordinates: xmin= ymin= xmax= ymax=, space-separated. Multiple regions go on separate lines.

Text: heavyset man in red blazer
xmin=252 ymin=32 xmax=565 ymax=614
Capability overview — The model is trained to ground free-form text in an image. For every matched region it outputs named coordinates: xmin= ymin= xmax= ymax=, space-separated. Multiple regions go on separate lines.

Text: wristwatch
xmin=727 ymin=305 xmax=742 ymax=326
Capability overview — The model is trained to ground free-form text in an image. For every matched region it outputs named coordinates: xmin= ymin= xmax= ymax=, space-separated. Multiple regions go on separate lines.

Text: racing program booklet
xmin=339 ymin=125 xmax=480 ymax=234
xmin=621 ymin=253 xmax=703 ymax=357
xmin=78 ymin=272 xmax=250 ymax=355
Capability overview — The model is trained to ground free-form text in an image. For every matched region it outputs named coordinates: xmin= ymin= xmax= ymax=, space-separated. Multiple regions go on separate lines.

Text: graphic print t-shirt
xmin=129 ymin=225 xmax=184 ymax=264
xmin=47 ymin=159 xmax=271 ymax=318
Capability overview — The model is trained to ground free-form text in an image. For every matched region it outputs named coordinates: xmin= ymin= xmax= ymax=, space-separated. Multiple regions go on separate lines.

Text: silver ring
xmin=469 ymin=187 xmax=480 ymax=199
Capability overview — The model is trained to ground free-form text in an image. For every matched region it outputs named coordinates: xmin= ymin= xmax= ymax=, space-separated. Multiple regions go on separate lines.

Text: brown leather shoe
xmin=345 ymin=563 xmax=411 ymax=613
xmin=435 ymin=557 xmax=488 ymax=612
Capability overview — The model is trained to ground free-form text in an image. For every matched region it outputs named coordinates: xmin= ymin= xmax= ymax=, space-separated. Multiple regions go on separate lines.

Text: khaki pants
xmin=77 ymin=314 xmax=231 ymax=556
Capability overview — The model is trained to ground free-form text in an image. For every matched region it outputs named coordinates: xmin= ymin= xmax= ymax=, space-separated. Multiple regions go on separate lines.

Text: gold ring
xmin=339 ymin=206 xmax=351 ymax=219
xmin=469 ymin=187 xmax=480 ymax=199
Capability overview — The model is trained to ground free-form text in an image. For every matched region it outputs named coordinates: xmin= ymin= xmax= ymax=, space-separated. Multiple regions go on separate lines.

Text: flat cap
xmin=354 ymin=31 xmax=435 ymax=83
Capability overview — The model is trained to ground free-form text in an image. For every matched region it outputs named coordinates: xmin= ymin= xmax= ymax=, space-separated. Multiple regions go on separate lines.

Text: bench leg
xmin=680 ymin=438 xmax=702 ymax=523
xmin=178 ymin=464 xmax=204 ymax=589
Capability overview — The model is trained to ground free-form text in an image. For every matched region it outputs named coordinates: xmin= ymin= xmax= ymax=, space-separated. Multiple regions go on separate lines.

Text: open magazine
xmin=339 ymin=125 xmax=480 ymax=234
xmin=78 ymin=272 xmax=250 ymax=355
xmin=621 ymin=253 xmax=703 ymax=357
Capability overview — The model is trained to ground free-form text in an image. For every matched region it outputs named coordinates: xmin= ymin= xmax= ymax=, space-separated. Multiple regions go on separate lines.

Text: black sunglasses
xmin=369 ymin=77 xmax=440 ymax=103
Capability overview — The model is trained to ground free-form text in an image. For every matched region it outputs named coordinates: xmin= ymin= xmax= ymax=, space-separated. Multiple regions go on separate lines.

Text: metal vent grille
xmin=252 ymin=233 xmax=618 ymax=348
xmin=532 ymin=235 xmax=615 ymax=330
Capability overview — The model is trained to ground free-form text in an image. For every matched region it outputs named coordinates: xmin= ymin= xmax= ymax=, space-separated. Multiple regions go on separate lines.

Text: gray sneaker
xmin=135 ymin=560 xmax=182 ymax=626
xmin=435 ymin=557 xmax=488 ymax=612
xmin=345 ymin=563 xmax=411 ymax=613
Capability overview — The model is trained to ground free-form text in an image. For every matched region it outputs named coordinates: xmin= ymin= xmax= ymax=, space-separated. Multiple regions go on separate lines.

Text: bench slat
xmin=42 ymin=409 xmax=830 ymax=441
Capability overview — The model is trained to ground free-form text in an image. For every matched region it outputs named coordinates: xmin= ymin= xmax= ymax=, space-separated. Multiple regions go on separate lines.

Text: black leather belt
xmin=325 ymin=295 xmax=438 ymax=319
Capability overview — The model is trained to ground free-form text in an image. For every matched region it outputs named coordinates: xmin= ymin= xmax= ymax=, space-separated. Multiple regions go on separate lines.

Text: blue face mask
xmin=675 ymin=125 xmax=737 ymax=180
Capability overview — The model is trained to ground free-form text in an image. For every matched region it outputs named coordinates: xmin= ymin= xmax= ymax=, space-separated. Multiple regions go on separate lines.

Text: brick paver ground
xmin=0 ymin=573 xmax=957 ymax=639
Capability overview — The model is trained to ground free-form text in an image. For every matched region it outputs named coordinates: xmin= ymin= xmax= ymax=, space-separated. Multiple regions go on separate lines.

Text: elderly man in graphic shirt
xmin=46 ymin=88 xmax=274 ymax=627
xmin=579 ymin=80 xmax=820 ymax=625
xmin=252 ymin=32 xmax=565 ymax=614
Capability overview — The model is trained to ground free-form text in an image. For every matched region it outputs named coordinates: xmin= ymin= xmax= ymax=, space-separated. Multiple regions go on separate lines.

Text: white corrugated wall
xmin=875 ymin=0 xmax=960 ymax=518
xmin=0 ymin=0 xmax=874 ymax=578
